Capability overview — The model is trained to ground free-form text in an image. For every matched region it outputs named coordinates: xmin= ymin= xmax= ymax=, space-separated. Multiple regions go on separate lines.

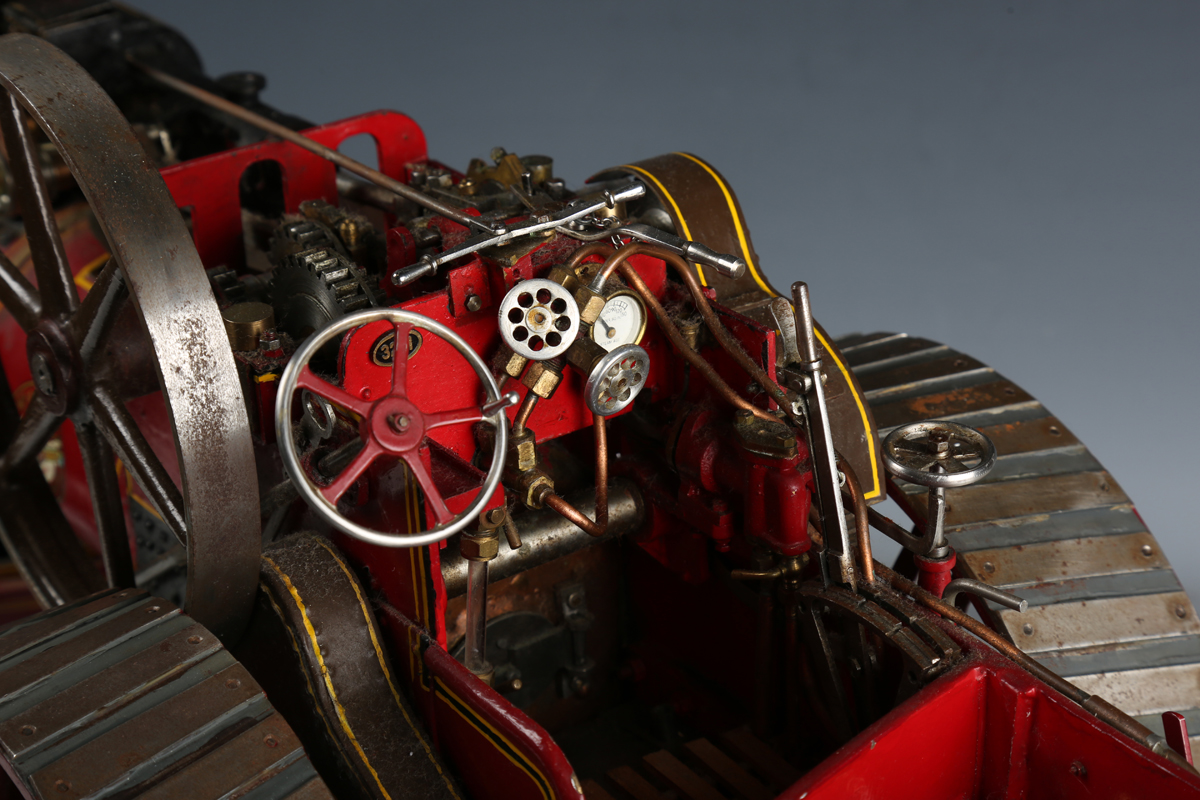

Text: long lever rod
xmin=128 ymin=58 xmax=504 ymax=237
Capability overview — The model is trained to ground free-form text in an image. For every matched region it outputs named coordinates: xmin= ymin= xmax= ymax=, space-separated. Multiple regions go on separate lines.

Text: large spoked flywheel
xmin=0 ymin=34 xmax=260 ymax=642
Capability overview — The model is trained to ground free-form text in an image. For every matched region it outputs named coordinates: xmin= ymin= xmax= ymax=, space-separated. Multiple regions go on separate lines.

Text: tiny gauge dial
xmin=591 ymin=292 xmax=647 ymax=352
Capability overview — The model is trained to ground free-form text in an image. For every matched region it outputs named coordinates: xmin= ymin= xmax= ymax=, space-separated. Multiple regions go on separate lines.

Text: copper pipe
xmin=598 ymin=243 xmax=796 ymax=420
xmin=565 ymin=242 xmax=615 ymax=271
xmin=540 ymin=413 xmax=609 ymax=537
xmin=837 ymin=455 xmax=875 ymax=585
xmin=614 ymin=263 xmax=776 ymax=425
xmin=512 ymin=391 xmax=539 ymax=435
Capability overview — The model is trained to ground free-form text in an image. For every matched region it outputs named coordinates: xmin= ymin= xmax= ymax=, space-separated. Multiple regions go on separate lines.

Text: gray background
xmin=133 ymin=2 xmax=1199 ymax=596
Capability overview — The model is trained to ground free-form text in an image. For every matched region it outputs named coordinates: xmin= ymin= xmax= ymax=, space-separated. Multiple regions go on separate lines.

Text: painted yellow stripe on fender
xmin=434 ymin=676 xmax=555 ymax=800
xmin=310 ymin=536 xmax=461 ymax=800
xmin=262 ymin=554 xmax=395 ymax=800
xmin=672 ymin=152 xmax=881 ymax=500
xmin=618 ymin=164 xmax=707 ymax=286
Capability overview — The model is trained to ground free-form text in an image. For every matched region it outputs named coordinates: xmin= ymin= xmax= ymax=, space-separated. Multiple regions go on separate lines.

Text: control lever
xmin=790 ymin=282 xmax=855 ymax=591
xmin=942 ymin=578 xmax=1027 ymax=612
xmin=582 ymin=222 xmax=747 ymax=287
xmin=392 ymin=183 xmax=647 ymax=287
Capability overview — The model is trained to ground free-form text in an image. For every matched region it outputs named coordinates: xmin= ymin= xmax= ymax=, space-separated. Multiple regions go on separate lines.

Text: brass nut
xmin=574 ymin=287 xmax=607 ymax=325
xmin=520 ymin=474 xmax=554 ymax=509
xmin=515 ymin=438 xmax=537 ymax=472
xmin=501 ymin=348 xmax=529 ymax=379
xmin=460 ymin=531 xmax=500 ymax=561
xmin=523 ymin=361 xmax=562 ymax=399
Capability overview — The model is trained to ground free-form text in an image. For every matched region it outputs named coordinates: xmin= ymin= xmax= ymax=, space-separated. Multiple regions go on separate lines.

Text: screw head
xmin=465 ymin=293 xmax=483 ymax=313
xmin=389 ymin=414 xmax=410 ymax=433
xmin=1022 ymin=623 xmax=1034 ymax=636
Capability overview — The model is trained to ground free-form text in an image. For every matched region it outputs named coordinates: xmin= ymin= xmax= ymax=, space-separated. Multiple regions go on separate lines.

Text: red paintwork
xmin=161 ymin=111 xmax=427 ymax=273
xmin=916 ymin=551 xmax=957 ymax=598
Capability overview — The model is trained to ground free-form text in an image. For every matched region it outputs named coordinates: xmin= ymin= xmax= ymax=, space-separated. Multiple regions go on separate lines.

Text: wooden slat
xmin=685 ymin=739 xmax=772 ymax=800
xmin=962 ymin=531 xmax=1164 ymax=589
xmin=870 ymin=379 xmax=1035 ymax=430
xmin=608 ymin=766 xmax=667 ymax=800
xmin=857 ymin=354 xmax=989 ymax=394
xmin=907 ymin=471 xmax=1128 ymax=527
xmin=643 ymin=751 xmax=725 ymax=800
xmin=583 ymin=778 xmax=619 ymax=800
xmin=974 ymin=414 xmax=1081 ymax=455
xmin=719 ymin=727 xmax=800 ymax=791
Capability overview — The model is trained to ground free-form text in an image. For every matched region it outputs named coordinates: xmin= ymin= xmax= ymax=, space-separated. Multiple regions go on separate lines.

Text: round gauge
xmin=591 ymin=291 xmax=647 ymax=352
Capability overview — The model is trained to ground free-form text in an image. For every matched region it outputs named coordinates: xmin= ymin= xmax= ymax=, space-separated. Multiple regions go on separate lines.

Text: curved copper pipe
xmin=512 ymin=391 xmax=538 ymax=436
xmin=837 ymin=454 xmax=875 ymax=586
xmin=565 ymin=242 xmax=615 ymax=271
xmin=540 ymin=413 xmax=609 ymax=537
xmin=613 ymin=263 xmax=776 ymax=425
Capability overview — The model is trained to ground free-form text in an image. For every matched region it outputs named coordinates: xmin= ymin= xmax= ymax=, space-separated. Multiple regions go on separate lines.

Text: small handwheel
xmin=882 ymin=420 xmax=996 ymax=489
xmin=276 ymin=308 xmax=511 ymax=548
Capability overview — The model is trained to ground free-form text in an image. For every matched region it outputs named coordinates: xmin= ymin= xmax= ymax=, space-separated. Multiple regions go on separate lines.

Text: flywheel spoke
xmin=70 ymin=258 xmax=125 ymax=364
xmin=0 ymin=393 xmax=63 ymax=481
xmin=0 ymin=248 xmax=40 ymax=330
xmin=0 ymin=90 xmax=77 ymax=320
xmin=90 ymin=384 xmax=187 ymax=544
xmin=75 ymin=420 xmax=135 ymax=588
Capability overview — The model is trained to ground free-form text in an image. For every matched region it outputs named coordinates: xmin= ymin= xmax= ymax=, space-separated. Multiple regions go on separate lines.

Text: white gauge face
xmin=591 ymin=292 xmax=647 ymax=352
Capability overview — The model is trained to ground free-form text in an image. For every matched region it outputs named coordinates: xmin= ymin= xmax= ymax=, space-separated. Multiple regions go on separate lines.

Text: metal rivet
xmin=264 ymin=735 xmax=279 ymax=748
xmin=1048 ymin=425 xmax=1061 ymax=436
xmin=55 ymin=780 xmax=70 ymax=793
xmin=1176 ymin=605 xmax=1188 ymax=619
xmin=20 ymin=725 xmax=35 ymax=736
xmin=187 ymin=635 xmax=202 ymax=644
xmin=1022 ymin=623 xmax=1034 ymax=635
xmin=1141 ymin=545 xmax=1154 ymax=557
xmin=146 ymin=606 xmax=160 ymax=613
xmin=225 ymin=678 xmax=241 ymax=689
xmin=984 ymin=561 xmax=995 ymax=573
xmin=1069 ymin=761 xmax=1087 ymax=778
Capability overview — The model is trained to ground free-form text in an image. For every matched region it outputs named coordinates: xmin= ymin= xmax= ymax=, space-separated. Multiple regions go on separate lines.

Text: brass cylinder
xmin=222 ymin=302 xmax=275 ymax=351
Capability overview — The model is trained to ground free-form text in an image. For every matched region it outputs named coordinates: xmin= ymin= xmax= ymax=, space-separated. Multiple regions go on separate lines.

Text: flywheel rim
xmin=0 ymin=34 xmax=260 ymax=642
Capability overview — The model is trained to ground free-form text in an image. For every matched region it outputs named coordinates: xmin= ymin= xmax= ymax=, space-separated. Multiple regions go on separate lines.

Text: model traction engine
xmin=0 ymin=3 xmax=1197 ymax=799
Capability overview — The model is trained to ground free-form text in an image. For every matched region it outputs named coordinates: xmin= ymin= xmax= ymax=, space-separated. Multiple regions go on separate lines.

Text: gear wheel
xmin=269 ymin=246 xmax=377 ymax=342
xmin=269 ymin=216 xmax=345 ymax=263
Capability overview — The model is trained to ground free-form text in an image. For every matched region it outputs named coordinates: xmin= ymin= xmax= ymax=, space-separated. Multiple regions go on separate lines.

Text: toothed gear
xmin=269 ymin=246 xmax=377 ymax=341
xmin=269 ymin=216 xmax=344 ymax=263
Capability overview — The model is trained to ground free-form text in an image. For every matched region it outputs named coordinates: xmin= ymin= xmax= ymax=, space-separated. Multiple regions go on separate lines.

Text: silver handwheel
xmin=882 ymin=420 xmax=997 ymax=489
xmin=276 ymin=308 xmax=511 ymax=548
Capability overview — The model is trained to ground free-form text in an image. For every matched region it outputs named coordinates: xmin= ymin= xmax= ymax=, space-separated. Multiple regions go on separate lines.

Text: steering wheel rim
xmin=276 ymin=308 xmax=509 ymax=548
xmin=882 ymin=420 xmax=996 ymax=489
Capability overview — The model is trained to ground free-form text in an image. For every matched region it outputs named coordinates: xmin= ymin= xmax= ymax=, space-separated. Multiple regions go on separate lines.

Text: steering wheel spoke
xmin=319 ymin=438 xmax=384 ymax=505
xmin=297 ymin=365 xmax=372 ymax=418
xmin=425 ymin=405 xmax=485 ymax=431
xmin=389 ymin=319 xmax=414 ymax=395
xmin=401 ymin=449 xmax=454 ymax=526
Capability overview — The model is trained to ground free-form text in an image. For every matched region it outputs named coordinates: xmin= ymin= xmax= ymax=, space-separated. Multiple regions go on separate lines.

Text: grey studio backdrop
xmin=130 ymin=2 xmax=1200 ymax=598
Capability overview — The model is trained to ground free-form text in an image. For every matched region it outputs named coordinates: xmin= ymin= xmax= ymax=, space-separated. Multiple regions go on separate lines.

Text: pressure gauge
xmin=591 ymin=291 xmax=647 ymax=352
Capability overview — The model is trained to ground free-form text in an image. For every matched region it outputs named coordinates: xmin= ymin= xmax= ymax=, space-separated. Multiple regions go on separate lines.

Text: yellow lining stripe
xmin=310 ymin=536 xmax=460 ymax=799
xmin=434 ymin=677 xmax=554 ymax=800
xmin=262 ymin=554 xmax=395 ymax=800
xmin=617 ymin=164 xmax=707 ymax=286
xmin=671 ymin=152 xmax=881 ymax=500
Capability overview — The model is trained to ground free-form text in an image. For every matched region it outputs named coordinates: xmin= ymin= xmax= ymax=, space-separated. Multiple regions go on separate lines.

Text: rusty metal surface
xmin=0 ymin=587 xmax=326 ymax=799
xmin=0 ymin=34 xmax=260 ymax=641
xmin=849 ymin=329 xmax=1200 ymax=753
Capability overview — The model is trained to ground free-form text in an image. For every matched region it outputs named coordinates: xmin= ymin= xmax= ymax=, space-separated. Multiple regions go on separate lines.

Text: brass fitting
xmin=522 ymin=360 xmax=562 ymax=399
xmin=517 ymin=470 xmax=554 ymax=509
xmin=460 ymin=529 xmax=500 ymax=562
xmin=499 ymin=347 xmax=529 ymax=379
xmin=573 ymin=285 xmax=607 ymax=325
xmin=509 ymin=428 xmax=538 ymax=472
xmin=733 ymin=408 xmax=799 ymax=459
xmin=565 ymin=337 xmax=607 ymax=375
xmin=546 ymin=265 xmax=582 ymax=295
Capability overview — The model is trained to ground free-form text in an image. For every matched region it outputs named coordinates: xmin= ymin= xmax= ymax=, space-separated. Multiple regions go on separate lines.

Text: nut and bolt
xmin=259 ymin=329 xmax=283 ymax=354
xmin=465 ymin=293 xmax=483 ymax=313
xmin=389 ymin=414 xmax=411 ymax=433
